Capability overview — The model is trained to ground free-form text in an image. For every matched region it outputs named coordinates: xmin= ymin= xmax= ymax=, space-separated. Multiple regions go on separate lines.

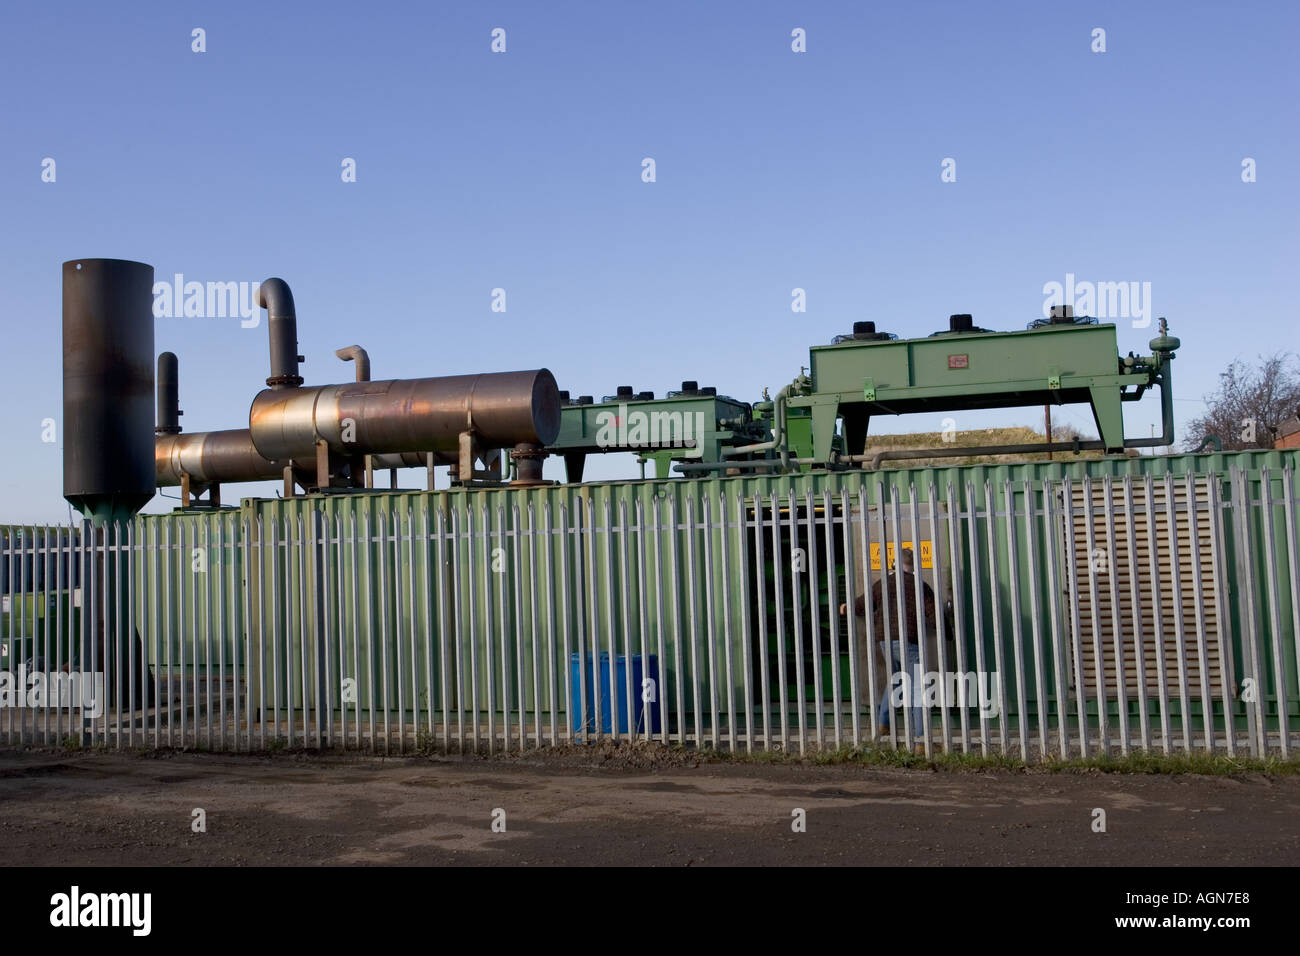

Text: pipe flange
xmin=510 ymin=442 xmax=547 ymax=486
xmin=265 ymin=373 xmax=304 ymax=388
xmin=509 ymin=443 xmax=547 ymax=462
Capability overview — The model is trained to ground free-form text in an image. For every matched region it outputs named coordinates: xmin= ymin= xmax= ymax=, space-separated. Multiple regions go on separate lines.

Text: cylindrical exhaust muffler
xmin=248 ymin=368 xmax=561 ymax=461
xmin=155 ymin=428 xmax=288 ymax=486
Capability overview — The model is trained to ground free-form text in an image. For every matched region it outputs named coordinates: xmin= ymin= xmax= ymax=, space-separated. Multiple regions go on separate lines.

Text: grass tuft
xmin=702 ymin=743 xmax=1300 ymax=775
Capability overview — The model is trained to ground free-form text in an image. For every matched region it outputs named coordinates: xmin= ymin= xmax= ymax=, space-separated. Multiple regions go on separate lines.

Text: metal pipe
xmin=332 ymin=343 xmax=374 ymax=485
xmin=1120 ymin=318 xmax=1180 ymax=449
xmin=686 ymin=427 xmax=1181 ymax=475
xmin=248 ymin=368 xmax=561 ymax=461
xmin=674 ymin=457 xmax=808 ymax=474
xmin=370 ymin=450 xmax=454 ymax=470
xmin=510 ymin=442 xmax=547 ymax=485
xmin=1192 ymin=434 xmax=1223 ymax=453
xmin=866 ymin=439 xmax=1106 ymax=471
xmin=155 ymin=428 xmax=288 ymax=486
xmin=334 ymin=345 xmax=370 ymax=382
xmin=724 ymin=386 xmax=787 ymax=456
xmin=680 ymin=436 xmax=1112 ymax=474
xmin=156 ymin=352 xmax=182 ymax=435
xmin=684 ymin=440 xmax=1099 ymax=472
xmin=724 ymin=384 xmax=794 ymax=469
xmin=258 ymin=278 xmax=303 ymax=389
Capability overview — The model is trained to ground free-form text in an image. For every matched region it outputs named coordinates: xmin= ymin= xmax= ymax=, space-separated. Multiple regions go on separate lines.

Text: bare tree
xmin=1183 ymin=353 xmax=1300 ymax=451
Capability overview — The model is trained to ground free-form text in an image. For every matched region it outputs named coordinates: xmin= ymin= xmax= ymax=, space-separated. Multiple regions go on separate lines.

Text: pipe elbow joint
xmin=256 ymin=277 xmax=296 ymax=318
xmin=334 ymin=345 xmax=371 ymax=382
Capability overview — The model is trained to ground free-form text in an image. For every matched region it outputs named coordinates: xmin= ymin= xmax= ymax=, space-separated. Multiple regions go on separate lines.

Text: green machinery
xmin=786 ymin=312 xmax=1180 ymax=465
xmin=548 ymin=383 xmax=768 ymax=481
xmin=549 ymin=310 xmax=1181 ymax=479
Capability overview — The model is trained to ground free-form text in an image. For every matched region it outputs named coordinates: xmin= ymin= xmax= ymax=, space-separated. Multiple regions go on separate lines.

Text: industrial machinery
xmin=62 ymin=258 xmax=567 ymax=704
xmin=144 ymin=274 xmax=561 ymax=506
xmin=548 ymin=382 xmax=768 ymax=481
xmin=55 ymin=257 xmax=1285 ymax=753
xmin=63 ymin=260 xmax=1181 ymax=513
xmin=151 ymin=301 xmax=1180 ymax=498
xmin=564 ymin=308 xmax=1179 ymax=480
xmin=785 ymin=308 xmax=1179 ymax=468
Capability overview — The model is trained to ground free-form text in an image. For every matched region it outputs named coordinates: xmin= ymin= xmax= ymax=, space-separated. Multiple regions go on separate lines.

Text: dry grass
xmin=862 ymin=425 xmax=1132 ymax=467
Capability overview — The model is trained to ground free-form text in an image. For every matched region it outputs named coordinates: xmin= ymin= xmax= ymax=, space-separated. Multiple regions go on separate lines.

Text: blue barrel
xmin=569 ymin=652 xmax=611 ymax=734
xmin=570 ymin=653 xmax=661 ymax=735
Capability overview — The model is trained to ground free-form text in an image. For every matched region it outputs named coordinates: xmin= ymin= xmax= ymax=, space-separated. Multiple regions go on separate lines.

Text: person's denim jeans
xmin=876 ymin=639 xmax=924 ymax=740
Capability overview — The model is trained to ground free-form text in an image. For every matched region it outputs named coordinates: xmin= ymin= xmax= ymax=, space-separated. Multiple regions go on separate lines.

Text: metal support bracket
xmin=458 ymin=429 xmax=478 ymax=483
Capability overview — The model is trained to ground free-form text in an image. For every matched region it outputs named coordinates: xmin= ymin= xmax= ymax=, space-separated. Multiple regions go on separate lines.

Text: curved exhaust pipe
xmin=257 ymin=278 xmax=303 ymax=389
xmin=334 ymin=344 xmax=370 ymax=382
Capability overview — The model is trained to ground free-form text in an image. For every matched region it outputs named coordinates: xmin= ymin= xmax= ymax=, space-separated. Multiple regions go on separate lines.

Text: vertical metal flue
xmin=259 ymin=277 xmax=303 ymax=389
xmin=156 ymin=351 xmax=182 ymax=435
xmin=62 ymin=258 xmax=156 ymax=523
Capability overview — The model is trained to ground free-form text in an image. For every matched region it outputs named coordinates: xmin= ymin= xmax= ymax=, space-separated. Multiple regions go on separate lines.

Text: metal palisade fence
xmin=0 ymin=464 xmax=1296 ymax=760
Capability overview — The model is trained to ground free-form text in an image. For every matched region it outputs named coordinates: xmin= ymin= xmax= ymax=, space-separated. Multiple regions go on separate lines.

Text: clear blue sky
xmin=2 ymin=1 xmax=1296 ymax=521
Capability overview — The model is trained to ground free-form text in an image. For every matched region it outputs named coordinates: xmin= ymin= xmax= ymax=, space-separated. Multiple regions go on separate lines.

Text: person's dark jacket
xmin=852 ymin=570 xmax=936 ymax=644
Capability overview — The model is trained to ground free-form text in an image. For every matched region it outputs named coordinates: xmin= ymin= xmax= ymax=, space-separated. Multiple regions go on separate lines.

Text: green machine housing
xmin=543 ymin=312 xmax=1180 ymax=479
xmin=784 ymin=313 xmax=1181 ymax=464
xmin=549 ymin=383 xmax=769 ymax=480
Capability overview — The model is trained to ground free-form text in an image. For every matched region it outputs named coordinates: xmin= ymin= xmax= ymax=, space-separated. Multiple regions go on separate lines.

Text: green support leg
xmin=810 ymin=404 xmax=840 ymax=464
xmin=843 ymin=410 xmax=869 ymax=459
xmin=1090 ymin=388 xmax=1127 ymax=451
xmin=563 ymin=452 xmax=586 ymax=484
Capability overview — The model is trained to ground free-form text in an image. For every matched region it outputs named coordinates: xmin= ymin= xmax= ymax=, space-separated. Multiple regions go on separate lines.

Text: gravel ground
xmin=2 ymin=746 xmax=1297 ymax=866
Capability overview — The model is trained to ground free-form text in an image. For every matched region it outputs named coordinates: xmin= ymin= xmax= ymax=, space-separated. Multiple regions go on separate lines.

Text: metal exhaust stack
xmin=61 ymin=257 xmax=157 ymax=712
xmin=335 ymin=344 xmax=373 ymax=484
xmin=155 ymin=351 xmax=182 ymax=435
xmin=259 ymin=277 xmax=303 ymax=389
xmin=153 ymin=352 xmax=288 ymax=504
xmin=63 ymin=258 xmax=156 ymax=523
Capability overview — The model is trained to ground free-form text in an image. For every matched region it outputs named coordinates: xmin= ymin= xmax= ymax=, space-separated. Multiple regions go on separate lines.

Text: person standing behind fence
xmin=839 ymin=546 xmax=936 ymax=753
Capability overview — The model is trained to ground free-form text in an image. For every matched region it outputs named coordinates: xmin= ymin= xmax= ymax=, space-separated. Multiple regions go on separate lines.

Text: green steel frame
xmin=788 ymin=321 xmax=1175 ymax=461
xmin=550 ymin=391 xmax=765 ymax=480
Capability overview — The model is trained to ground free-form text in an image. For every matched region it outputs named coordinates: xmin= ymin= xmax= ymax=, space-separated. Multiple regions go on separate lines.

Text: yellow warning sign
xmin=869 ymin=541 xmax=932 ymax=571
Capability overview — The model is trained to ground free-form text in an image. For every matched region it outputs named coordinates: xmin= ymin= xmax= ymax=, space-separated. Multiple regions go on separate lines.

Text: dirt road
xmin=1 ymin=747 xmax=1297 ymax=866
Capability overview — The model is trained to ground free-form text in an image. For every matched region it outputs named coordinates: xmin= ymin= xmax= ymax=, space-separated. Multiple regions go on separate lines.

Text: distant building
xmin=1276 ymin=414 xmax=1300 ymax=449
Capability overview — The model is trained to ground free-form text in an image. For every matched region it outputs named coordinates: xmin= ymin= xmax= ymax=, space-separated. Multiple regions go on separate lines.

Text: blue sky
xmin=1 ymin=1 xmax=1296 ymax=521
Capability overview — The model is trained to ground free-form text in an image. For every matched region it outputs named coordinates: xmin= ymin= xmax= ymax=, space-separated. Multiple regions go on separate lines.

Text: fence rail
xmin=1 ymin=466 xmax=1296 ymax=760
